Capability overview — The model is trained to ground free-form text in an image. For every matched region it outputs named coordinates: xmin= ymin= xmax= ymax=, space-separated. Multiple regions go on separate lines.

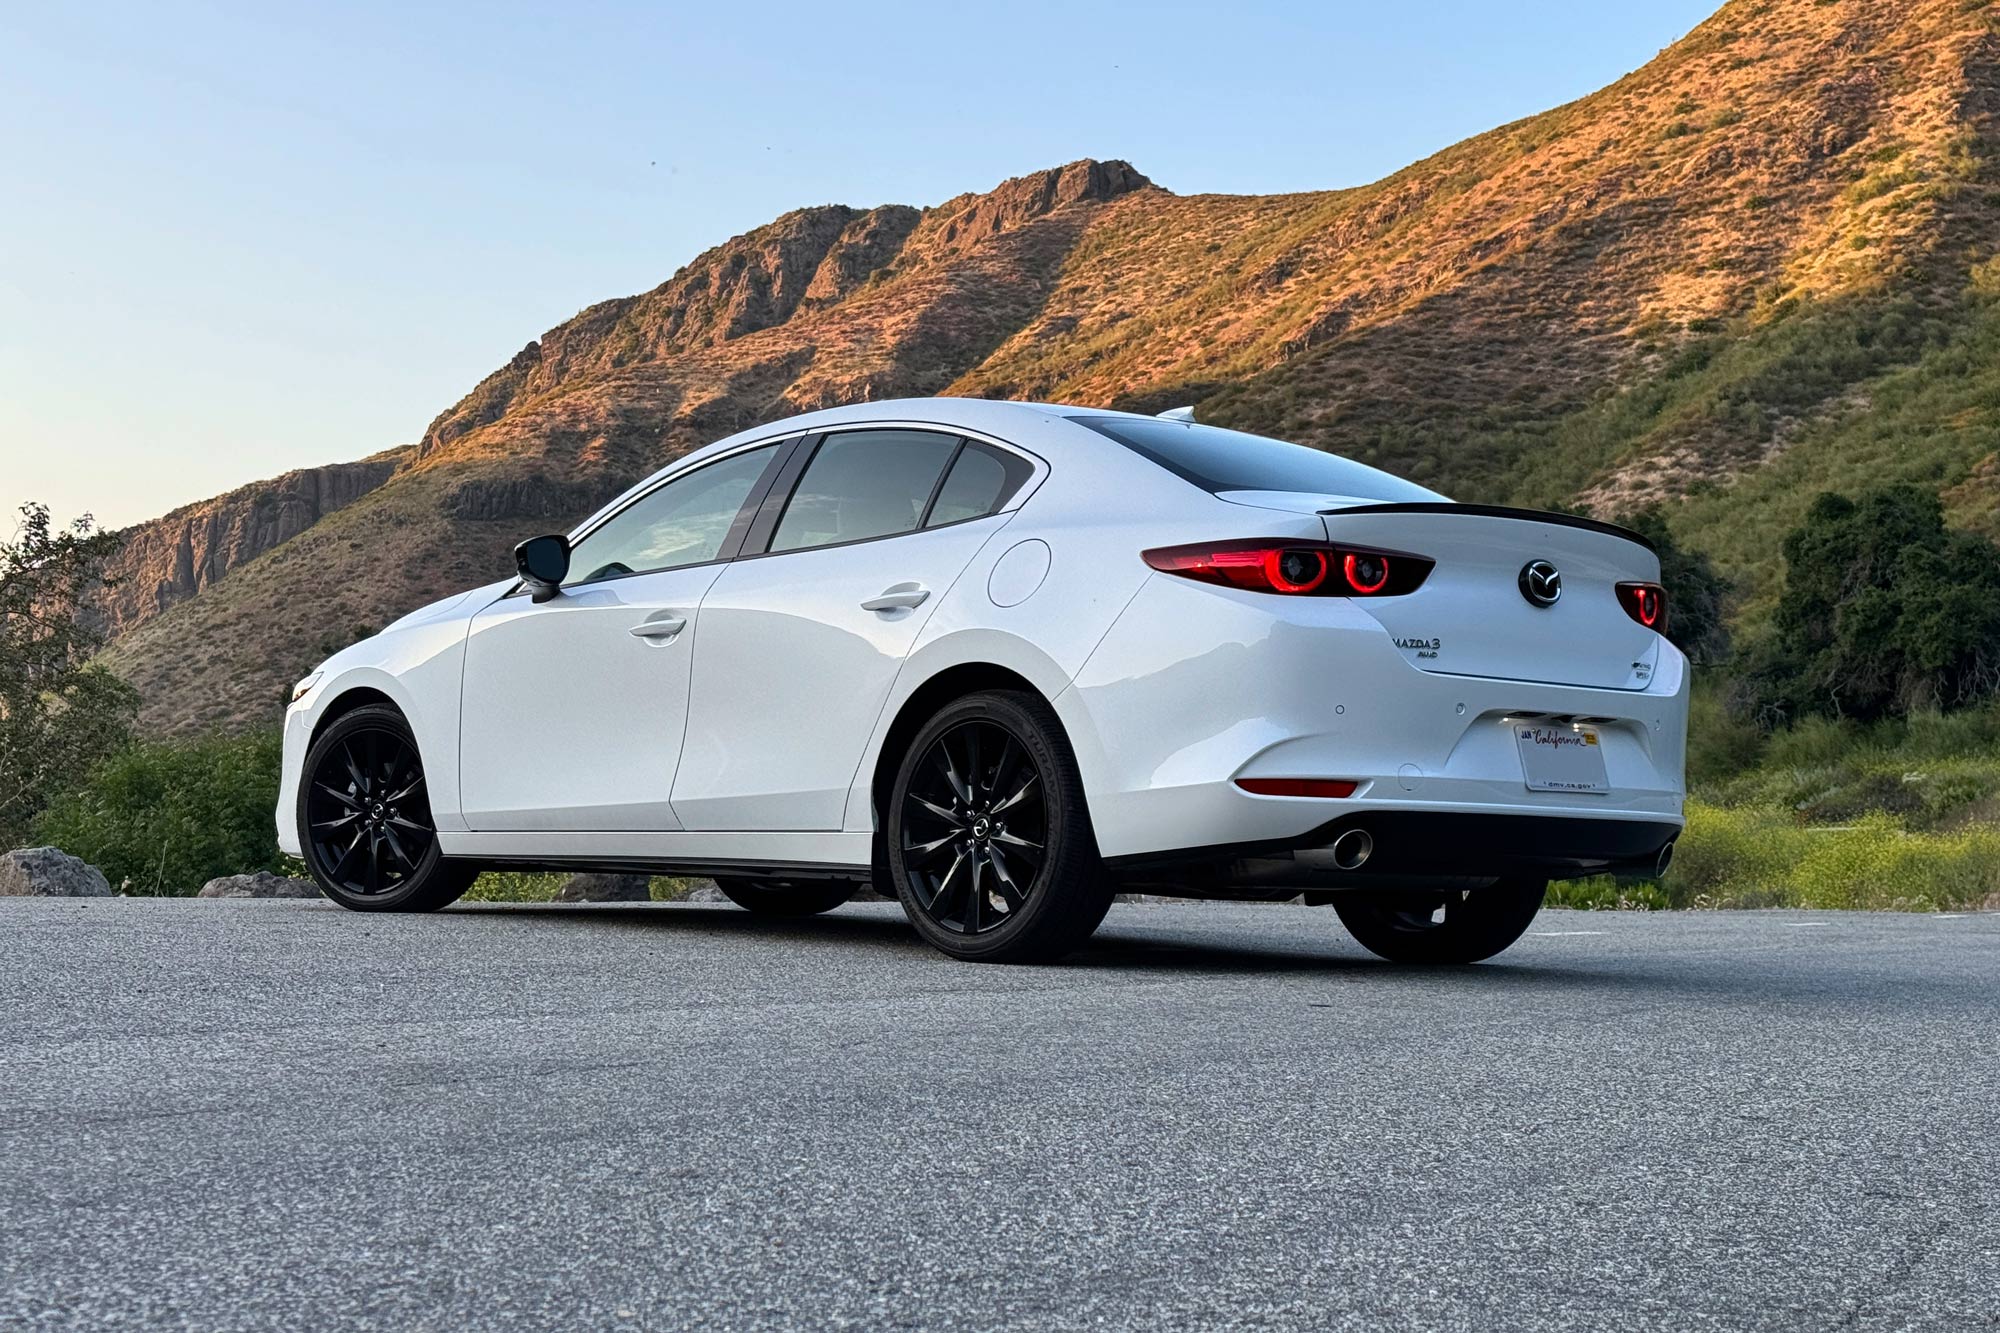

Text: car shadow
xmin=447 ymin=900 xmax=1997 ymax=1011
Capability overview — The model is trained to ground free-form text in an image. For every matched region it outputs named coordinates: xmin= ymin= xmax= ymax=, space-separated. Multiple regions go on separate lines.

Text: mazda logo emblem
xmin=1519 ymin=560 xmax=1562 ymax=607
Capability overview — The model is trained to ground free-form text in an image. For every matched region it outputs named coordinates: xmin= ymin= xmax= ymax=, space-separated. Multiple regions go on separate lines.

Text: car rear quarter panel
xmin=839 ymin=438 xmax=1327 ymax=836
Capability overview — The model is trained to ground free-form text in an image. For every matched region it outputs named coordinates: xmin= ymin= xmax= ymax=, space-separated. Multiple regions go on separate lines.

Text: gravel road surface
xmin=3 ymin=897 xmax=1996 ymax=1331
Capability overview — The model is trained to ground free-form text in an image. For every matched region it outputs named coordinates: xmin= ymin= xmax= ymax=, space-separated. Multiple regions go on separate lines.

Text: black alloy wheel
xmin=299 ymin=704 xmax=473 ymax=912
xmin=888 ymin=690 xmax=1111 ymax=963
xmin=1332 ymin=878 xmax=1548 ymax=964
xmin=900 ymin=718 xmax=1048 ymax=935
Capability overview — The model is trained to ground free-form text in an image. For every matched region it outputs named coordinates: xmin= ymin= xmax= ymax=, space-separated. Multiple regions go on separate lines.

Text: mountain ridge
xmin=96 ymin=0 xmax=2000 ymax=733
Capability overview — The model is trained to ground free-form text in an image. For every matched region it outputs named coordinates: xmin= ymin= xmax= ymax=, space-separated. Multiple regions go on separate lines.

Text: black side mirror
xmin=514 ymin=534 xmax=571 ymax=603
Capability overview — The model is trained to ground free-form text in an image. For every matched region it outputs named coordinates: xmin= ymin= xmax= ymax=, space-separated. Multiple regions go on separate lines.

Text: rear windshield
xmin=1073 ymin=416 xmax=1440 ymax=502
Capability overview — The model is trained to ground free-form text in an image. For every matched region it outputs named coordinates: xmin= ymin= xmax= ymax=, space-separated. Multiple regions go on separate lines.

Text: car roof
xmin=569 ymin=399 xmax=1154 ymax=540
xmin=702 ymin=396 xmax=1129 ymax=448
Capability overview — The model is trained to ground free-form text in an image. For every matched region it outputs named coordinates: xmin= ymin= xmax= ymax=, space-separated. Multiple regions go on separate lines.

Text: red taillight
xmin=1616 ymin=581 xmax=1667 ymax=631
xmin=1264 ymin=547 xmax=1327 ymax=593
xmin=1143 ymin=540 xmax=1431 ymax=596
xmin=1235 ymin=778 xmax=1360 ymax=798
xmin=1342 ymin=552 xmax=1389 ymax=594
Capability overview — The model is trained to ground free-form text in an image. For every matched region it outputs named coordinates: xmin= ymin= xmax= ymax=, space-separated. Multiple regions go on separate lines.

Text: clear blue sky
xmin=1 ymin=0 xmax=1717 ymax=529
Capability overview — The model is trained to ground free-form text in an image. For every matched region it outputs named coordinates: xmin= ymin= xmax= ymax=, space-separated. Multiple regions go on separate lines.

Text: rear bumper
xmin=1108 ymin=810 xmax=1680 ymax=889
xmin=1056 ymin=572 xmax=1690 ymax=865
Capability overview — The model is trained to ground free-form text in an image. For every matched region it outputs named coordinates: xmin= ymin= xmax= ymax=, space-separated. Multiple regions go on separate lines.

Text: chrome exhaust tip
xmin=1656 ymin=840 xmax=1676 ymax=877
xmin=1330 ymin=828 xmax=1374 ymax=871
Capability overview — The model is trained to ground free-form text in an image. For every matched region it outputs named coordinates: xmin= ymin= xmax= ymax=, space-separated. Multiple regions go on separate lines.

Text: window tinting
xmin=1073 ymin=416 xmax=1441 ymax=503
xmin=925 ymin=442 xmax=1030 ymax=527
xmin=564 ymin=443 xmax=778 ymax=586
xmin=770 ymin=430 xmax=959 ymax=553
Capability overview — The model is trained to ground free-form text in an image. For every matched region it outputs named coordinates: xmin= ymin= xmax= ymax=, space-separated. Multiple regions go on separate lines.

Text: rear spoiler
xmin=1318 ymin=502 xmax=1656 ymax=554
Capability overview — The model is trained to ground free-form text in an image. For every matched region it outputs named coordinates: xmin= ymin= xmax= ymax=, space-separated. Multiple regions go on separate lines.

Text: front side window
xmin=770 ymin=430 xmax=959 ymax=553
xmin=565 ymin=443 xmax=779 ymax=586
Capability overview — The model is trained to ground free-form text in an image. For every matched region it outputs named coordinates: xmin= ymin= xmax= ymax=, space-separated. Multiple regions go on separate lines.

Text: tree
xmin=1612 ymin=506 xmax=1732 ymax=665
xmin=0 ymin=502 xmax=139 ymax=847
xmin=1742 ymin=486 xmax=2000 ymax=723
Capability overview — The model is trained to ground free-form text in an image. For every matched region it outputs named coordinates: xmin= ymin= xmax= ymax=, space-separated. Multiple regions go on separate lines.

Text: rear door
xmin=1321 ymin=504 xmax=1664 ymax=690
xmin=673 ymin=429 xmax=1032 ymax=830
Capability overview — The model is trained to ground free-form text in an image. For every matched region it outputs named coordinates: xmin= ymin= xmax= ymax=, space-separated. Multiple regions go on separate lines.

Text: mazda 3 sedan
xmin=280 ymin=398 xmax=1688 ymax=963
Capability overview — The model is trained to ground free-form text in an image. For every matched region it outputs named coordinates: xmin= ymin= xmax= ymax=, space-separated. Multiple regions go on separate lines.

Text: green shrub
xmin=1739 ymin=487 xmax=2000 ymax=724
xmin=1686 ymin=685 xmax=1766 ymax=783
xmin=1561 ymin=802 xmax=2000 ymax=911
xmin=34 ymin=732 xmax=286 ymax=895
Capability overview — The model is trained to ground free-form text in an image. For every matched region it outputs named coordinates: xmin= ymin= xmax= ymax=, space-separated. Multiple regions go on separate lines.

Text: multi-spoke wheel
xmin=887 ymin=690 xmax=1110 ymax=963
xmin=298 ymin=704 xmax=474 ymax=912
xmin=1332 ymin=878 xmax=1547 ymax=963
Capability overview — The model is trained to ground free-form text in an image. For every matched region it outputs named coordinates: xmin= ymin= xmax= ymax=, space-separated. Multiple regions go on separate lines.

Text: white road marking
xmin=1533 ymin=930 xmax=1606 ymax=936
xmin=1784 ymin=922 xmax=1830 ymax=928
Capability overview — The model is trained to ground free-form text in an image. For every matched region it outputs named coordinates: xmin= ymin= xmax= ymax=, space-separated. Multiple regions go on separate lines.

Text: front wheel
xmin=298 ymin=704 xmax=475 ymax=912
xmin=1333 ymin=879 xmax=1548 ymax=964
xmin=887 ymin=690 xmax=1110 ymax=963
xmin=713 ymin=878 xmax=856 ymax=916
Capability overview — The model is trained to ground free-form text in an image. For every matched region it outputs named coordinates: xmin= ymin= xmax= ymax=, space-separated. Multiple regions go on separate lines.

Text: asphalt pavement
xmin=2 ymin=897 xmax=1996 ymax=1332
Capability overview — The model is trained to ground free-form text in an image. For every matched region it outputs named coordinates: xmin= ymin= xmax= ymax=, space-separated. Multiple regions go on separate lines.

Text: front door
xmin=456 ymin=441 xmax=787 ymax=831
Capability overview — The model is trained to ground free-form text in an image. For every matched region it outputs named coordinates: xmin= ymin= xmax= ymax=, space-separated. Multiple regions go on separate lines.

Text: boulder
xmin=0 ymin=847 xmax=113 ymax=898
xmin=197 ymin=871 xmax=321 ymax=899
xmin=553 ymin=873 xmax=651 ymax=903
xmin=684 ymin=882 xmax=731 ymax=904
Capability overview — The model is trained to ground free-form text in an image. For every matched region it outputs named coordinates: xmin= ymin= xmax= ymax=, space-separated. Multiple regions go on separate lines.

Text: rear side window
xmin=771 ymin=430 xmax=959 ymax=553
xmin=925 ymin=442 xmax=1034 ymax=528
xmin=1072 ymin=416 xmax=1439 ymax=503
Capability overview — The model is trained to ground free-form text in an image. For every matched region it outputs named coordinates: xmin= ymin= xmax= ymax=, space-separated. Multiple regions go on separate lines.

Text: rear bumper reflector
xmin=1235 ymin=778 xmax=1359 ymax=799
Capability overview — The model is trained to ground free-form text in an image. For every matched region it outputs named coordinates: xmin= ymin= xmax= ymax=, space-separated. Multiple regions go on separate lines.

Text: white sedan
xmin=279 ymin=398 xmax=1687 ymax=963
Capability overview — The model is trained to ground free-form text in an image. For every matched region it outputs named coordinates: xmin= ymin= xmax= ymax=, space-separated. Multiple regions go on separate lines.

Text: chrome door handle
xmin=861 ymin=583 xmax=931 ymax=612
xmin=629 ymin=615 xmax=687 ymax=640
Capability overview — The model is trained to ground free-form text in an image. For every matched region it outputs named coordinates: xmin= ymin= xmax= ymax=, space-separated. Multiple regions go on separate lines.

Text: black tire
xmin=1333 ymin=879 xmax=1548 ymax=964
xmin=297 ymin=704 xmax=475 ymax=913
xmin=713 ymin=877 xmax=856 ymax=916
xmin=887 ymin=690 xmax=1110 ymax=963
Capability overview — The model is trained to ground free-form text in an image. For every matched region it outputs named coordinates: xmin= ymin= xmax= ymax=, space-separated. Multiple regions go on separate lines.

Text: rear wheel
xmin=299 ymin=705 xmax=475 ymax=912
xmin=888 ymin=690 xmax=1110 ymax=963
xmin=713 ymin=878 xmax=855 ymax=916
xmin=1333 ymin=879 xmax=1547 ymax=963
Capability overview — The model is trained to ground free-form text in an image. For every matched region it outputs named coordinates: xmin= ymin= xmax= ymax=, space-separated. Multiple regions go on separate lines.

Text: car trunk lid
xmin=1320 ymin=503 xmax=1665 ymax=691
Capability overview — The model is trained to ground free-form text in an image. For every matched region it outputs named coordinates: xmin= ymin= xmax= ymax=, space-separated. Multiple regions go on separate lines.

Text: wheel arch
xmin=308 ymin=686 xmax=404 ymax=745
xmin=868 ymin=662 xmax=1056 ymax=835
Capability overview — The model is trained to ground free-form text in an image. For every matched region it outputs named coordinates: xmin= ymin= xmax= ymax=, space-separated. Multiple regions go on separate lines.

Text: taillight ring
xmin=1615 ymin=581 xmax=1669 ymax=632
xmin=1342 ymin=552 xmax=1391 ymax=595
xmin=1263 ymin=548 xmax=1328 ymax=594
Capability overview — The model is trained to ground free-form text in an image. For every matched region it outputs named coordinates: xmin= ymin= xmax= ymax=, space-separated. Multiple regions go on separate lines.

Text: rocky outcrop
xmin=439 ymin=473 xmax=636 ymax=523
xmin=91 ymin=450 xmax=408 ymax=640
xmin=412 ymin=162 xmax=1156 ymax=464
xmin=909 ymin=159 xmax=1151 ymax=261
xmin=197 ymin=871 xmax=320 ymax=899
xmin=553 ymin=873 xmax=651 ymax=903
xmin=0 ymin=847 xmax=112 ymax=897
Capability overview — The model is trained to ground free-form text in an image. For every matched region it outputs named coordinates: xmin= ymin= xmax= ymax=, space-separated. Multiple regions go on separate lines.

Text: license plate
xmin=1515 ymin=723 xmax=1609 ymax=794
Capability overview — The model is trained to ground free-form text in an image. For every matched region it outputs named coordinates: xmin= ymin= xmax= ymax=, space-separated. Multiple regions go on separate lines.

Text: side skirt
xmin=438 ymin=830 xmax=874 ymax=883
